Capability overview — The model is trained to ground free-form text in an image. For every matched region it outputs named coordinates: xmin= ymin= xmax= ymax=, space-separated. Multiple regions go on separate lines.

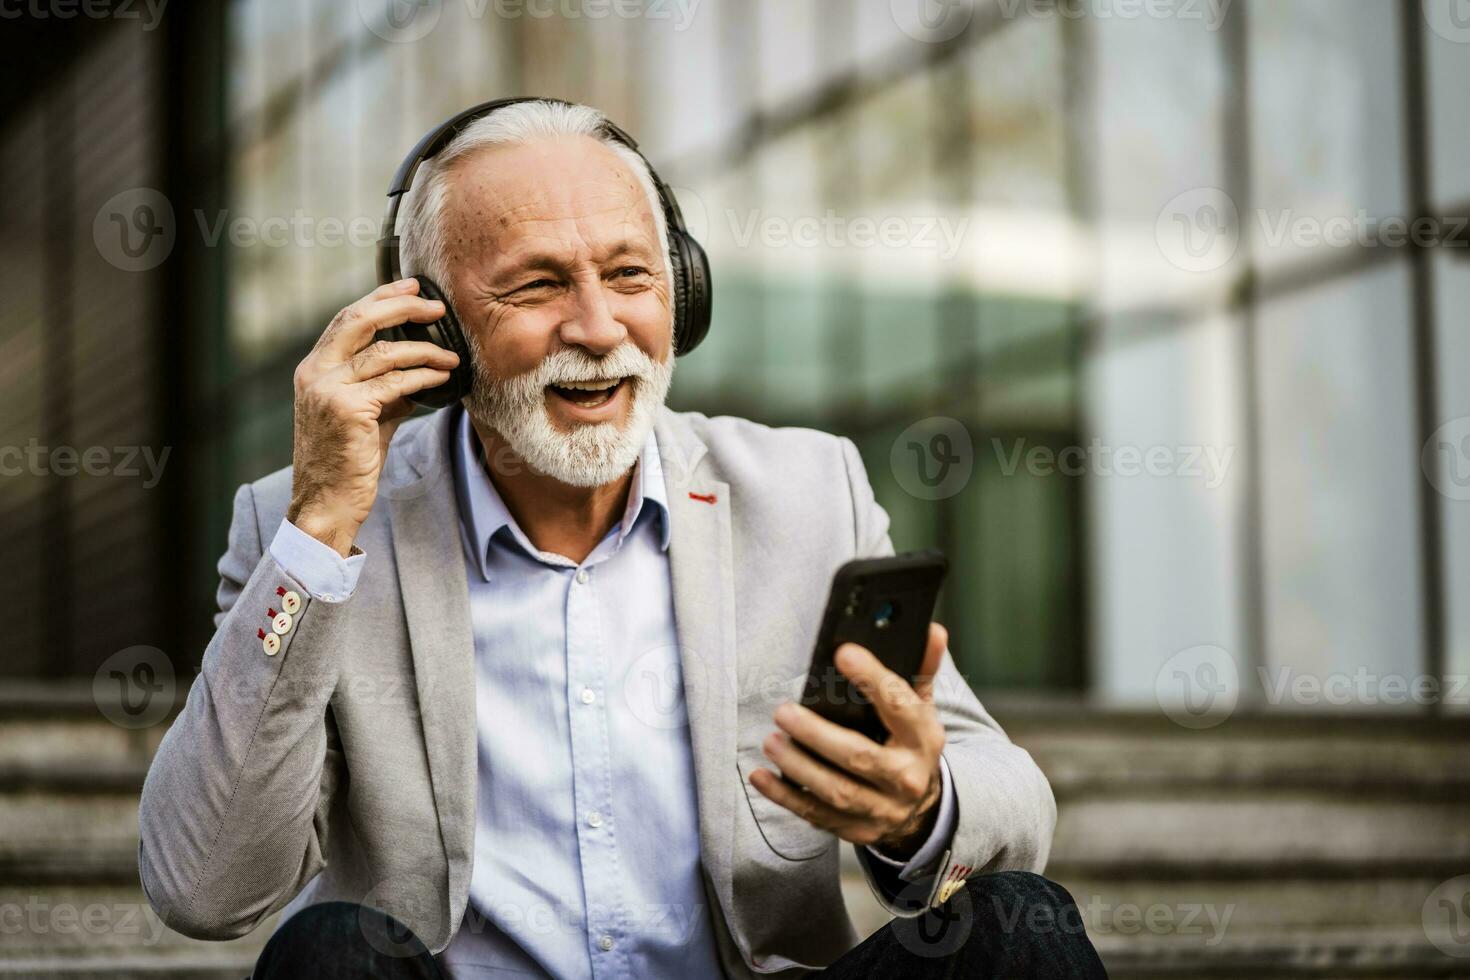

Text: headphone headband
xmin=377 ymin=97 xmax=679 ymax=285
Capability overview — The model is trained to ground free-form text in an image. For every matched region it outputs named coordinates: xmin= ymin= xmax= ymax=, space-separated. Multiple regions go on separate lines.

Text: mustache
xmin=513 ymin=344 xmax=661 ymax=388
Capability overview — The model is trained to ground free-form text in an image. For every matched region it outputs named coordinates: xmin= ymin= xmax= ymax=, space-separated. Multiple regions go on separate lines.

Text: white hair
xmin=397 ymin=99 xmax=672 ymax=307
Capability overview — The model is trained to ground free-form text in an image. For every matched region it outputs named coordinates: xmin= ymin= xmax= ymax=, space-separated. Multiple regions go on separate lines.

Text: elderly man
xmin=139 ymin=99 xmax=1106 ymax=979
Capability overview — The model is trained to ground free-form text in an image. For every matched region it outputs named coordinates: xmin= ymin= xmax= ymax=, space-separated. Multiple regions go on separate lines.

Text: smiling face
xmin=441 ymin=135 xmax=675 ymax=487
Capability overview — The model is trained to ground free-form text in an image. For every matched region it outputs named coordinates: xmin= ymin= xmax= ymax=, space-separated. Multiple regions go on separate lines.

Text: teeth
xmin=557 ymin=379 xmax=619 ymax=391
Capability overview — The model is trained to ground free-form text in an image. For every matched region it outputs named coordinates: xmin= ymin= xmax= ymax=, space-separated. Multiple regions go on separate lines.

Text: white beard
xmin=463 ymin=340 xmax=674 ymax=488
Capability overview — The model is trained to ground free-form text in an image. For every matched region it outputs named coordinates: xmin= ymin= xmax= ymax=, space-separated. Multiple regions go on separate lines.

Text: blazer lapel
xmin=655 ymin=409 xmax=739 ymax=925
xmin=384 ymin=407 xmax=478 ymax=927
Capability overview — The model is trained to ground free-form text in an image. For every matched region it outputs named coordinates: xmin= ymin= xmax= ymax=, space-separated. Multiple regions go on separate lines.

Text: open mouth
xmin=546 ymin=378 xmax=627 ymax=410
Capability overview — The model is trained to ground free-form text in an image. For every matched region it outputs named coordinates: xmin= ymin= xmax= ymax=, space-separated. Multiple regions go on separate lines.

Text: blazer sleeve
xmin=138 ymin=482 xmax=352 ymax=939
xmin=838 ymin=437 xmax=1057 ymax=917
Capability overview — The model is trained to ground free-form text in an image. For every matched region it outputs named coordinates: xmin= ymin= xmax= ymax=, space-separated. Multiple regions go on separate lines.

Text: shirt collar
xmin=453 ymin=407 xmax=671 ymax=582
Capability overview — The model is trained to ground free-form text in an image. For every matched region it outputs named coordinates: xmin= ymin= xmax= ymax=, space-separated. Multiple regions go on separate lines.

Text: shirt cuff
xmin=865 ymin=755 xmax=956 ymax=880
xmin=268 ymin=518 xmax=365 ymax=603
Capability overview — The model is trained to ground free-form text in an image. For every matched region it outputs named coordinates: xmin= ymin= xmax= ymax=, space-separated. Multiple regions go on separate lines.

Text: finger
xmin=320 ymin=279 xmax=422 ymax=350
xmin=346 ymin=366 xmax=454 ymax=407
xmin=317 ymin=294 xmax=446 ymax=363
xmin=761 ymin=731 xmax=900 ymax=824
xmin=333 ymin=340 xmax=460 ymax=384
xmin=773 ymin=701 xmax=908 ymax=794
xmin=834 ymin=642 xmax=928 ymax=745
xmin=913 ymin=622 xmax=949 ymax=702
xmin=371 ymin=277 xmax=422 ymax=301
xmin=747 ymin=767 xmax=867 ymax=838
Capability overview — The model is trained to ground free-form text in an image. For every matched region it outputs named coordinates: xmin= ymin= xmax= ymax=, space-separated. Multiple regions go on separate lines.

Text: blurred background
xmin=1 ymin=0 xmax=1469 ymax=976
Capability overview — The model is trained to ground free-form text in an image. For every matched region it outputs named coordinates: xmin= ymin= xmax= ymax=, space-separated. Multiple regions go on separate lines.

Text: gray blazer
xmin=139 ymin=406 xmax=1055 ymax=977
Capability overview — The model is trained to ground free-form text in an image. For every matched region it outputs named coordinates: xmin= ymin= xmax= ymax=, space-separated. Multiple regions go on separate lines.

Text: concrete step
xmin=1001 ymin=707 xmax=1470 ymax=799
xmin=1048 ymin=792 xmax=1470 ymax=874
xmin=0 ymin=959 xmax=253 ymax=979
xmin=5 ymin=694 xmax=1468 ymax=975
xmin=1050 ymin=876 xmax=1453 ymax=940
xmin=1091 ymin=928 xmax=1468 ymax=979
xmin=0 ymin=884 xmax=269 ymax=974
xmin=0 ymin=793 xmax=141 ymax=886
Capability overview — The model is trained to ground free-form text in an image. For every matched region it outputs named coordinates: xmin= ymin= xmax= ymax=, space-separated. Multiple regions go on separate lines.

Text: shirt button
xmin=598 ymin=934 xmax=614 ymax=951
xmin=579 ymin=687 xmax=596 ymax=705
xmin=575 ymin=569 xmax=589 ymax=585
xmin=586 ymin=810 xmax=604 ymax=828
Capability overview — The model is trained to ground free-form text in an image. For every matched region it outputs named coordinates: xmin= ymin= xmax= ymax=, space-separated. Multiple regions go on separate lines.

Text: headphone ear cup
xmin=388 ymin=275 xmax=474 ymax=408
xmin=669 ymin=230 xmax=712 ymax=356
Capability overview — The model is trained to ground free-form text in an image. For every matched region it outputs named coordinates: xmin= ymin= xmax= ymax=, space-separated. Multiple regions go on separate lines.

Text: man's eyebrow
xmin=491 ymin=239 xmax=658 ymax=282
xmin=600 ymin=239 xmax=658 ymax=262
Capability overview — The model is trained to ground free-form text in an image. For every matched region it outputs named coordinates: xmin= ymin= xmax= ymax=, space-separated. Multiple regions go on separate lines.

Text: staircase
xmin=0 ymin=683 xmax=268 ymax=979
xmin=843 ymin=705 xmax=1470 ymax=978
xmin=4 ymin=686 xmax=1469 ymax=977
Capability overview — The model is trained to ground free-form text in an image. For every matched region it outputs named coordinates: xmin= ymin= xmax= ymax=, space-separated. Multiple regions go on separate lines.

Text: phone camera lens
xmin=873 ymin=601 xmax=897 ymax=629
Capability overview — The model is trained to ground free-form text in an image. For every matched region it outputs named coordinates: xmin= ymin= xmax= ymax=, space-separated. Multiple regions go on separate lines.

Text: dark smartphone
xmin=797 ymin=550 xmax=948 ymax=745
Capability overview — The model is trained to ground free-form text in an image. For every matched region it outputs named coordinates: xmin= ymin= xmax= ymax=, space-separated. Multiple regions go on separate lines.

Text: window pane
xmin=1086 ymin=314 xmax=1248 ymax=705
xmin=1430 ymin=250 xmax=1470 ymax=710
xmin=1087 ymin=0 xmax=1234 ymax=315
xmin=1256 ymin=260 xmax=1425 ymax=696
xmin=1248 ymin=1 xmax=1407 ymax=274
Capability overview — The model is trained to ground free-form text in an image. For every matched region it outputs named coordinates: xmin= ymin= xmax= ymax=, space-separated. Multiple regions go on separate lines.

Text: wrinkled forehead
xmin=442 ymin=136 xmax=660 ymax=255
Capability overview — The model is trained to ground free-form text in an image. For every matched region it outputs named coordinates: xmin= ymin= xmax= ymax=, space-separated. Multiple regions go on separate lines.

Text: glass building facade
xmin=5 ymin=0 xmax=1469 ymax=713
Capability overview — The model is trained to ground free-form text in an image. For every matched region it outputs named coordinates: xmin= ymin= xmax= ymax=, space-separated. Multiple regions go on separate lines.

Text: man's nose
xmin=559 ymin=280 xmax=627 ymax=355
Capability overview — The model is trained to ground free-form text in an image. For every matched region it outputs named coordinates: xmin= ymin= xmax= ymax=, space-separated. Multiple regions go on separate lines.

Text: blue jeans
xmin=252 ymin=872 xmax=1108 ymax=979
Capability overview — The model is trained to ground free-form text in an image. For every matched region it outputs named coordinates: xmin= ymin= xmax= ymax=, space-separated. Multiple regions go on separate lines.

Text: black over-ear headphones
xmin=375 ymin=97 xmax=712 ymax=408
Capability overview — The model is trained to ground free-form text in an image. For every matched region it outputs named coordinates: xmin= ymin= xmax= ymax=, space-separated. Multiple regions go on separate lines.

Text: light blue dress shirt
xmin=267 ymin=407 xmax=956 ymax=978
